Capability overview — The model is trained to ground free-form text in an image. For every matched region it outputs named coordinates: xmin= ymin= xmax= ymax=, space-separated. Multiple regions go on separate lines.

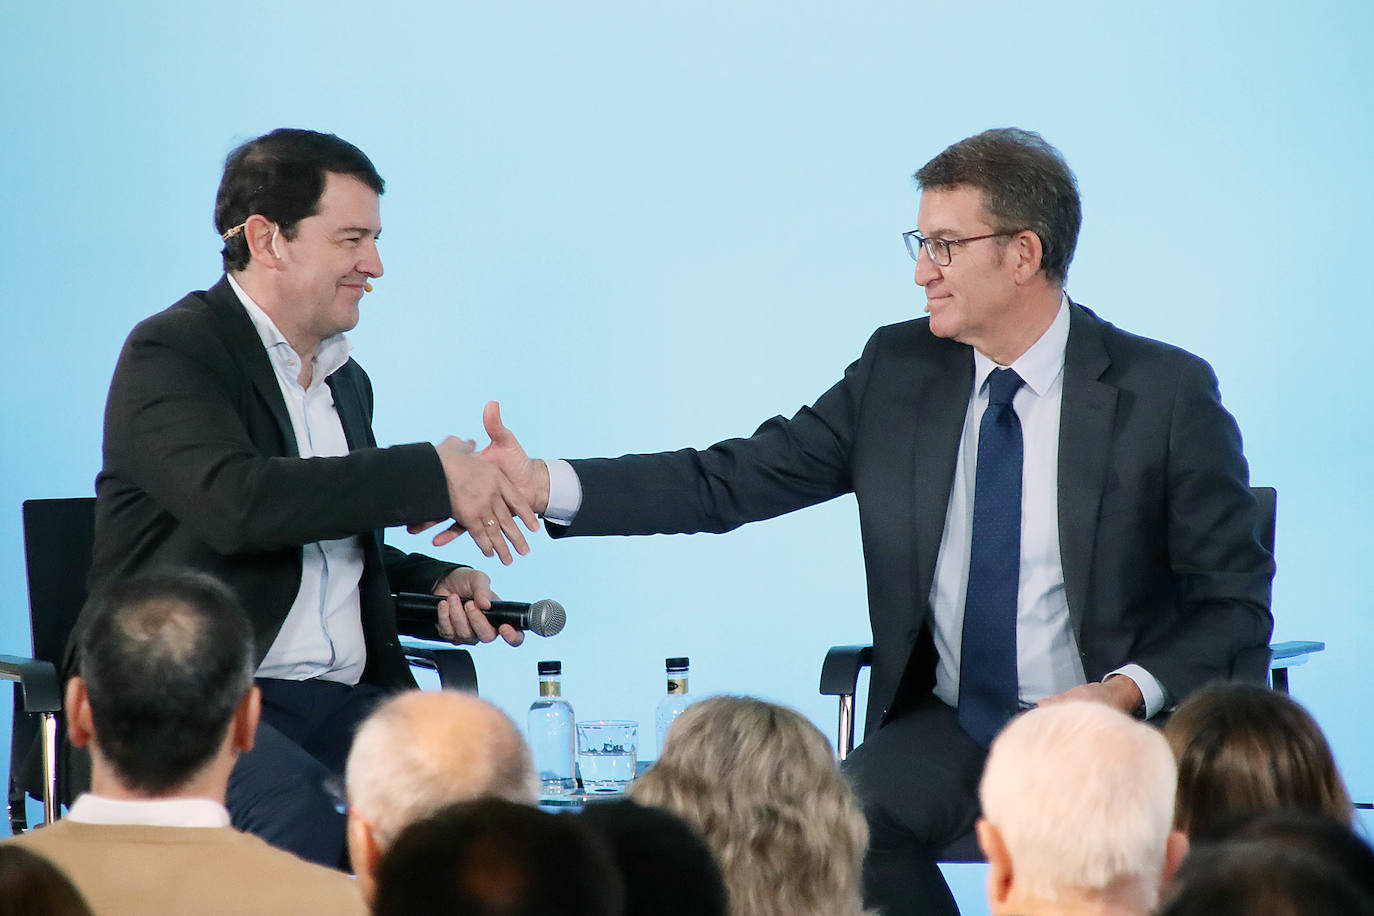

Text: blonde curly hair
xmin=631 ymin=695 xmax=870 ymax=916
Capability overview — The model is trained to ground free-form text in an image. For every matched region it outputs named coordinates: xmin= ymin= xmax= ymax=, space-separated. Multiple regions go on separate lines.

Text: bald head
xmin=978 ymin=702 xmax=1181 ymax=913
xmin=345 ymin=690 xmax=536 ymax=850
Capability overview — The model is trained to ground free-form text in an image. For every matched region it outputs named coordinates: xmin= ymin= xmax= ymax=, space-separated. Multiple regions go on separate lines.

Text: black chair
xmin=818 ymin=485 xmax=1324 ymax=861
xmin=4 ymin=496 xmax=480 ymax=834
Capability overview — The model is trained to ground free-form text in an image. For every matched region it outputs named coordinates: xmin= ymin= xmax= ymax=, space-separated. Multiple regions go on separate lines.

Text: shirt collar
xmin=67 ymin=794 xmax=231 ymax=828
xmin=972 ymin=293 xmax=1070 ymax=398
xmin=226 ymin=274 xmax=353 ymax=384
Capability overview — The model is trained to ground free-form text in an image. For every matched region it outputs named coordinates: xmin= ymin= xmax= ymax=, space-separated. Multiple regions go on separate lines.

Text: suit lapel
xmin=328 ymin=365 xmax=370 ymax=451
xmin=204 ymin=277 xmax=299 ymax=457
xmin=1058 ymin=301 xmax=1117 ymax=635
xmin=911 ymin=340 xmax=974 ymax=605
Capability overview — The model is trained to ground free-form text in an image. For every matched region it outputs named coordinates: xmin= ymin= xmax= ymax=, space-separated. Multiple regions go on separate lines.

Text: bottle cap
xmin=537 ymin=660 xmax=562 ymax=675
xmin=665 ymin=657 xmax=689 ymax=672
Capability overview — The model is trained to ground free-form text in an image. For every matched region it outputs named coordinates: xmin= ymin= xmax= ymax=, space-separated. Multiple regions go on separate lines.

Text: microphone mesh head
xmin=527 ymin=599 xmax=566 ymax=638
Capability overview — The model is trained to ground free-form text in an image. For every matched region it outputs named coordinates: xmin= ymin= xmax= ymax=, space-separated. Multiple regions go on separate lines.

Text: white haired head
xmin=978 ymin=701 xmax=1181 ymax=911
xmin=345 ymin=690 xmax=536 ymax=904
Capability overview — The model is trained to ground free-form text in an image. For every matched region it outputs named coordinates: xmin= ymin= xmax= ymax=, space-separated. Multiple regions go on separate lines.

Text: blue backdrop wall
xmin=4 ymin=0 xmax=1371 ymax=874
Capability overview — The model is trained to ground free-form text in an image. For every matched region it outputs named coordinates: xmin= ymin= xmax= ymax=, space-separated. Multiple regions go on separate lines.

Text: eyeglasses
xmin=902 ymin=230 xmax=1020 ymax=267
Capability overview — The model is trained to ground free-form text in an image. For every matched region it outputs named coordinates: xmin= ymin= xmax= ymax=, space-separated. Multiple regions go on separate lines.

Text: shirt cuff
xmin=543 ymin=458 xmax=582 ymax=525
xmin=1104 ymin=664 xmax=1166 ymax=719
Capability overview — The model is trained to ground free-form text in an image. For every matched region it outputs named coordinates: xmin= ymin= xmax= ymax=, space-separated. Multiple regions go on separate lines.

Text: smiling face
xmin=913 ymin=184 xmax=1023 ymax=356
xmin=273 ymin=171 xmax=383 ymax=349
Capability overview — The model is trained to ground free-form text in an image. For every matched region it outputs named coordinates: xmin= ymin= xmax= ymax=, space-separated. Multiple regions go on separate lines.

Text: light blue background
xmin=4 ymin=3 xmax=1371 ymax=910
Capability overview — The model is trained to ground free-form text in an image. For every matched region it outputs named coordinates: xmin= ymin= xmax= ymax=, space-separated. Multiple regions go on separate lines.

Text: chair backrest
xmin=21 ymin=498 xmax=97 ymax=666
xmin=10 ymin=498 xmax=96 ymax=818
xmin=1229 ymin=486 xmax=1277 ymax=684
xmin=1252 ymin=486 xmax=1276 ymax=556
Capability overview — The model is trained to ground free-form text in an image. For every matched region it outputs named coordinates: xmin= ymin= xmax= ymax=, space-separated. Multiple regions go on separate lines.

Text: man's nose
xmin=361 ymin=238 xmax=383 ymax=278
xmin=913 ymin=247 xmax=940 ymax=286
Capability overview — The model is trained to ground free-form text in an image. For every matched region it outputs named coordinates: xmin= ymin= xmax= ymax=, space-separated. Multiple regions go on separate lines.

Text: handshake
xmin=410 ymin=401 xmax=552 ymax=565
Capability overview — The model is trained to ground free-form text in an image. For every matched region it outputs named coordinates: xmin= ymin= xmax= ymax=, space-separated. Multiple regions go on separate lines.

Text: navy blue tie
xmin=958 ymin=367 xmax=1024 ymax=747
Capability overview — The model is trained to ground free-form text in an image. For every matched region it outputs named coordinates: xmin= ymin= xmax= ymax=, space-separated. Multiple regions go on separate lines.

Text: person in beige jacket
xmin=5 ymin=569 xmax=366 ymax=916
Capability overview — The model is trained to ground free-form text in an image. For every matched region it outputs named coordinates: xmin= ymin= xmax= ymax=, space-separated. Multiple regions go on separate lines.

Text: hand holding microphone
xmin=394 ymin=591 xmax=566 ymax=641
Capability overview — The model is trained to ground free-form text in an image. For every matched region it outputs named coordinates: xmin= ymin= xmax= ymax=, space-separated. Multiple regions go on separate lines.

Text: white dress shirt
xmin=227 ymin=275 xmax=367 ymax=685
xmin=68 ymin=794 xmax=231 ymax=828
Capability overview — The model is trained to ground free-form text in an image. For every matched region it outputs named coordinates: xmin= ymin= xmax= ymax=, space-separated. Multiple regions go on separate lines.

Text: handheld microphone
xmin=393 ymin=592 xmax=566 ymax=638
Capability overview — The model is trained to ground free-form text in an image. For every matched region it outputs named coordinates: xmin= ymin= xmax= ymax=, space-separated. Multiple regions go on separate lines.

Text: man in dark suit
xmin=83 ymin=128 xmax=537 ymax=868
xmin=470 ymin=128 xmax=1274 ymax=914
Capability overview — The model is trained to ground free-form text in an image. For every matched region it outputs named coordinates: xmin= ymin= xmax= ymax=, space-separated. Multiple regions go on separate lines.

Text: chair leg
xmin=40 ymin=712 xmax=58 ymax=825
xmin=837 ymin=695 xmax=856 ymax=760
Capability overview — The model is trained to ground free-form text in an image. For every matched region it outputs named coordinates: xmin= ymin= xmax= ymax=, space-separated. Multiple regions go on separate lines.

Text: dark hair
xmin=1164 ymin=682 xmax=1353 ymax=836
xmin=578 ymin=800 xmax=728 ymax=916
xmin=215 ymin=128 xmax=384 ymax=271
xmin=0 ymin=846 xmax=94 ymax=916
xmin=1200 ymin=808 xmax=1374 ymax=903
xmin=1156 ymin=836 xmax=1374 ymax=916
xmin=914 ymin=127 xmax=1081 ymax=285
xmin=77 ymin=569 xmax=255 ymax=794
xmin=373 ymin=799 xmax=623 ymax=916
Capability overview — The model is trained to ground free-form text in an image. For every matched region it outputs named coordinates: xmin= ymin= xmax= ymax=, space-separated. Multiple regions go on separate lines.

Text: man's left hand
xmin=1037 ymin=675 xmax=1143 ymax=716
xmin=433 ymin=567 xmax=523 ymax=647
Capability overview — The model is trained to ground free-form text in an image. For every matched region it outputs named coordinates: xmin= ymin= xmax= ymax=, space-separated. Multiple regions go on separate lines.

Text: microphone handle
xmin=393 ymin=592 xmax=531 ymax=630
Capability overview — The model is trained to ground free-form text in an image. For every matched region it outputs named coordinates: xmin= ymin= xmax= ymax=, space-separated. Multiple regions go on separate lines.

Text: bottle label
xmin=667 ymin=677 xmax=687 ymax=694
xmin=539 ymin=681 xmax=562 ymax=697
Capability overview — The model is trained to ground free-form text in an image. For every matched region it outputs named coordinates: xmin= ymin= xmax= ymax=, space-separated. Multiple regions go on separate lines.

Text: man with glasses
xmin=475 ymin=128 xmax=1273 ymax=915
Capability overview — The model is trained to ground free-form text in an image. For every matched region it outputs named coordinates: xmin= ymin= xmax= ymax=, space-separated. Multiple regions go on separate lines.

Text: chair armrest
xmin=1269 ymin=640 xmax=1325 ymax=666
xmin=819 ymin=644 xmax=873 ymax=697
xmin=0 ymin=655 xmax=62 ymax=713
xmin=401 ymin=640 xmax=479 ymax=693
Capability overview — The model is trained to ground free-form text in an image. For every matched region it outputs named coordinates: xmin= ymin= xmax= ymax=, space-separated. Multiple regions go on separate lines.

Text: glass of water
xmin=576 ymin=720 xmax=638 ymax=793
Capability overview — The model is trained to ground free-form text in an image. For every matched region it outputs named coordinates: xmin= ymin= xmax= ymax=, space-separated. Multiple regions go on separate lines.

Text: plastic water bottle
xmin=528 ymin=660 xmax=576 ymax=795
xmin=654 ymin=656 xmax=692 ymax=756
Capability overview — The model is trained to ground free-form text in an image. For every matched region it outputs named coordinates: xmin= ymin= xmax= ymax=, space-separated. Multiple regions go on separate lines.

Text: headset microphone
xmin=364 ymin=281 xmax=374 ymax=292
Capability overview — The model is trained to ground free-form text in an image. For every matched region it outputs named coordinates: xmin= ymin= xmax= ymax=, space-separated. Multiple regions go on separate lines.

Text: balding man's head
xmin=344 ymin=690 xmax=536 ymax=899
xmin=977 ymin=702 xmax=1185 ymax=916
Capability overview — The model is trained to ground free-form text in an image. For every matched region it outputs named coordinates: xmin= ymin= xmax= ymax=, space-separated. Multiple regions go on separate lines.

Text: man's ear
xmin=1008 ymin=229 xmax=1044 ymax=284
xmin=243 ymin=214 xmax=284 ymax=266
xmin=1161 ymin=828 xmax=1189 ymax=890
xmin=977 ymin=817 xmax=1015 ymax=909
xmin=230 ymin=686 xmax=261 ymax=755
xmin=65 ymin=676 xmax=95 ymax=748
xmin=347 ymin=811 xmax=383 ymax=903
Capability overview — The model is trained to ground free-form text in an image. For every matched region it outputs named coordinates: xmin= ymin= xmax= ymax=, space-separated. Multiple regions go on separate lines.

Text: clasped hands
xmin=409 ymin=401 xmax=551 ymax=566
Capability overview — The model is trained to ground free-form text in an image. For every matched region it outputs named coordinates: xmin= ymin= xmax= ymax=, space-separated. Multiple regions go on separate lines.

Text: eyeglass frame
xmin=902 ymin=229 xmax=1026 ymax=267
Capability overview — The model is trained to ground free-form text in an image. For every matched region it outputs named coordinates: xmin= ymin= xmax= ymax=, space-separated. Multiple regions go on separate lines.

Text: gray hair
xmin=345 ymin=690 xmax=536 ymax=849
xmin=980 ymin=701 xmax=1177 ymax=906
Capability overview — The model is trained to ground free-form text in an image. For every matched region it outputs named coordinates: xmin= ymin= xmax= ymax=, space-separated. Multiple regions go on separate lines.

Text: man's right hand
xmin=477 ymin=400 xmax=550 ymax=515
xmin=425 ymin=435 xmax=539 ymax=565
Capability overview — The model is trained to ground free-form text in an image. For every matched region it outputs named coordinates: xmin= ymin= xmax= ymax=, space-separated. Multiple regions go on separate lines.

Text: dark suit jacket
xmin=84 ymin=276 xmax=457 ymax=688
xmin=553 ymin=302 xmax=1275 ymax=732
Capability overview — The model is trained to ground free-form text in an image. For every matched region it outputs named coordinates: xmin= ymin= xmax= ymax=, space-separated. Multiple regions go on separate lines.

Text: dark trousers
xmin=226 ymin=677 xmax=388 ymax=869
xmin=842 ymin=695 xmax=988 ymax=916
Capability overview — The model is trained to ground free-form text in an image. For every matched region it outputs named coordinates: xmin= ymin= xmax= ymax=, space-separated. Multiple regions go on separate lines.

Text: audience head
xmin=71 ymin=569 xmax=257 ymax=795
xmin=0 ymin=847 xmax=93 ymax=916
xmin=371 ymin=799 xmax=622 ymax=916
xmin=1164 ymin=682 xmax=1353 ymax=837
xmin=914 ymin=127 xmax=1081 ymax=285
xmin=976 ymin=701 xmax=1184 ymax=916
xmin=1156 ymin=812 xmax=1374 ymax=916
xmin=344 ymin=689 xmax=536 ymax=902
xmin=577 ymin=799 xmax=728 ymax=916
xmin=630 ymin=695 xmax=868 ymax=916
xmin=215 ymin=128 xmax=384 ymax=272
